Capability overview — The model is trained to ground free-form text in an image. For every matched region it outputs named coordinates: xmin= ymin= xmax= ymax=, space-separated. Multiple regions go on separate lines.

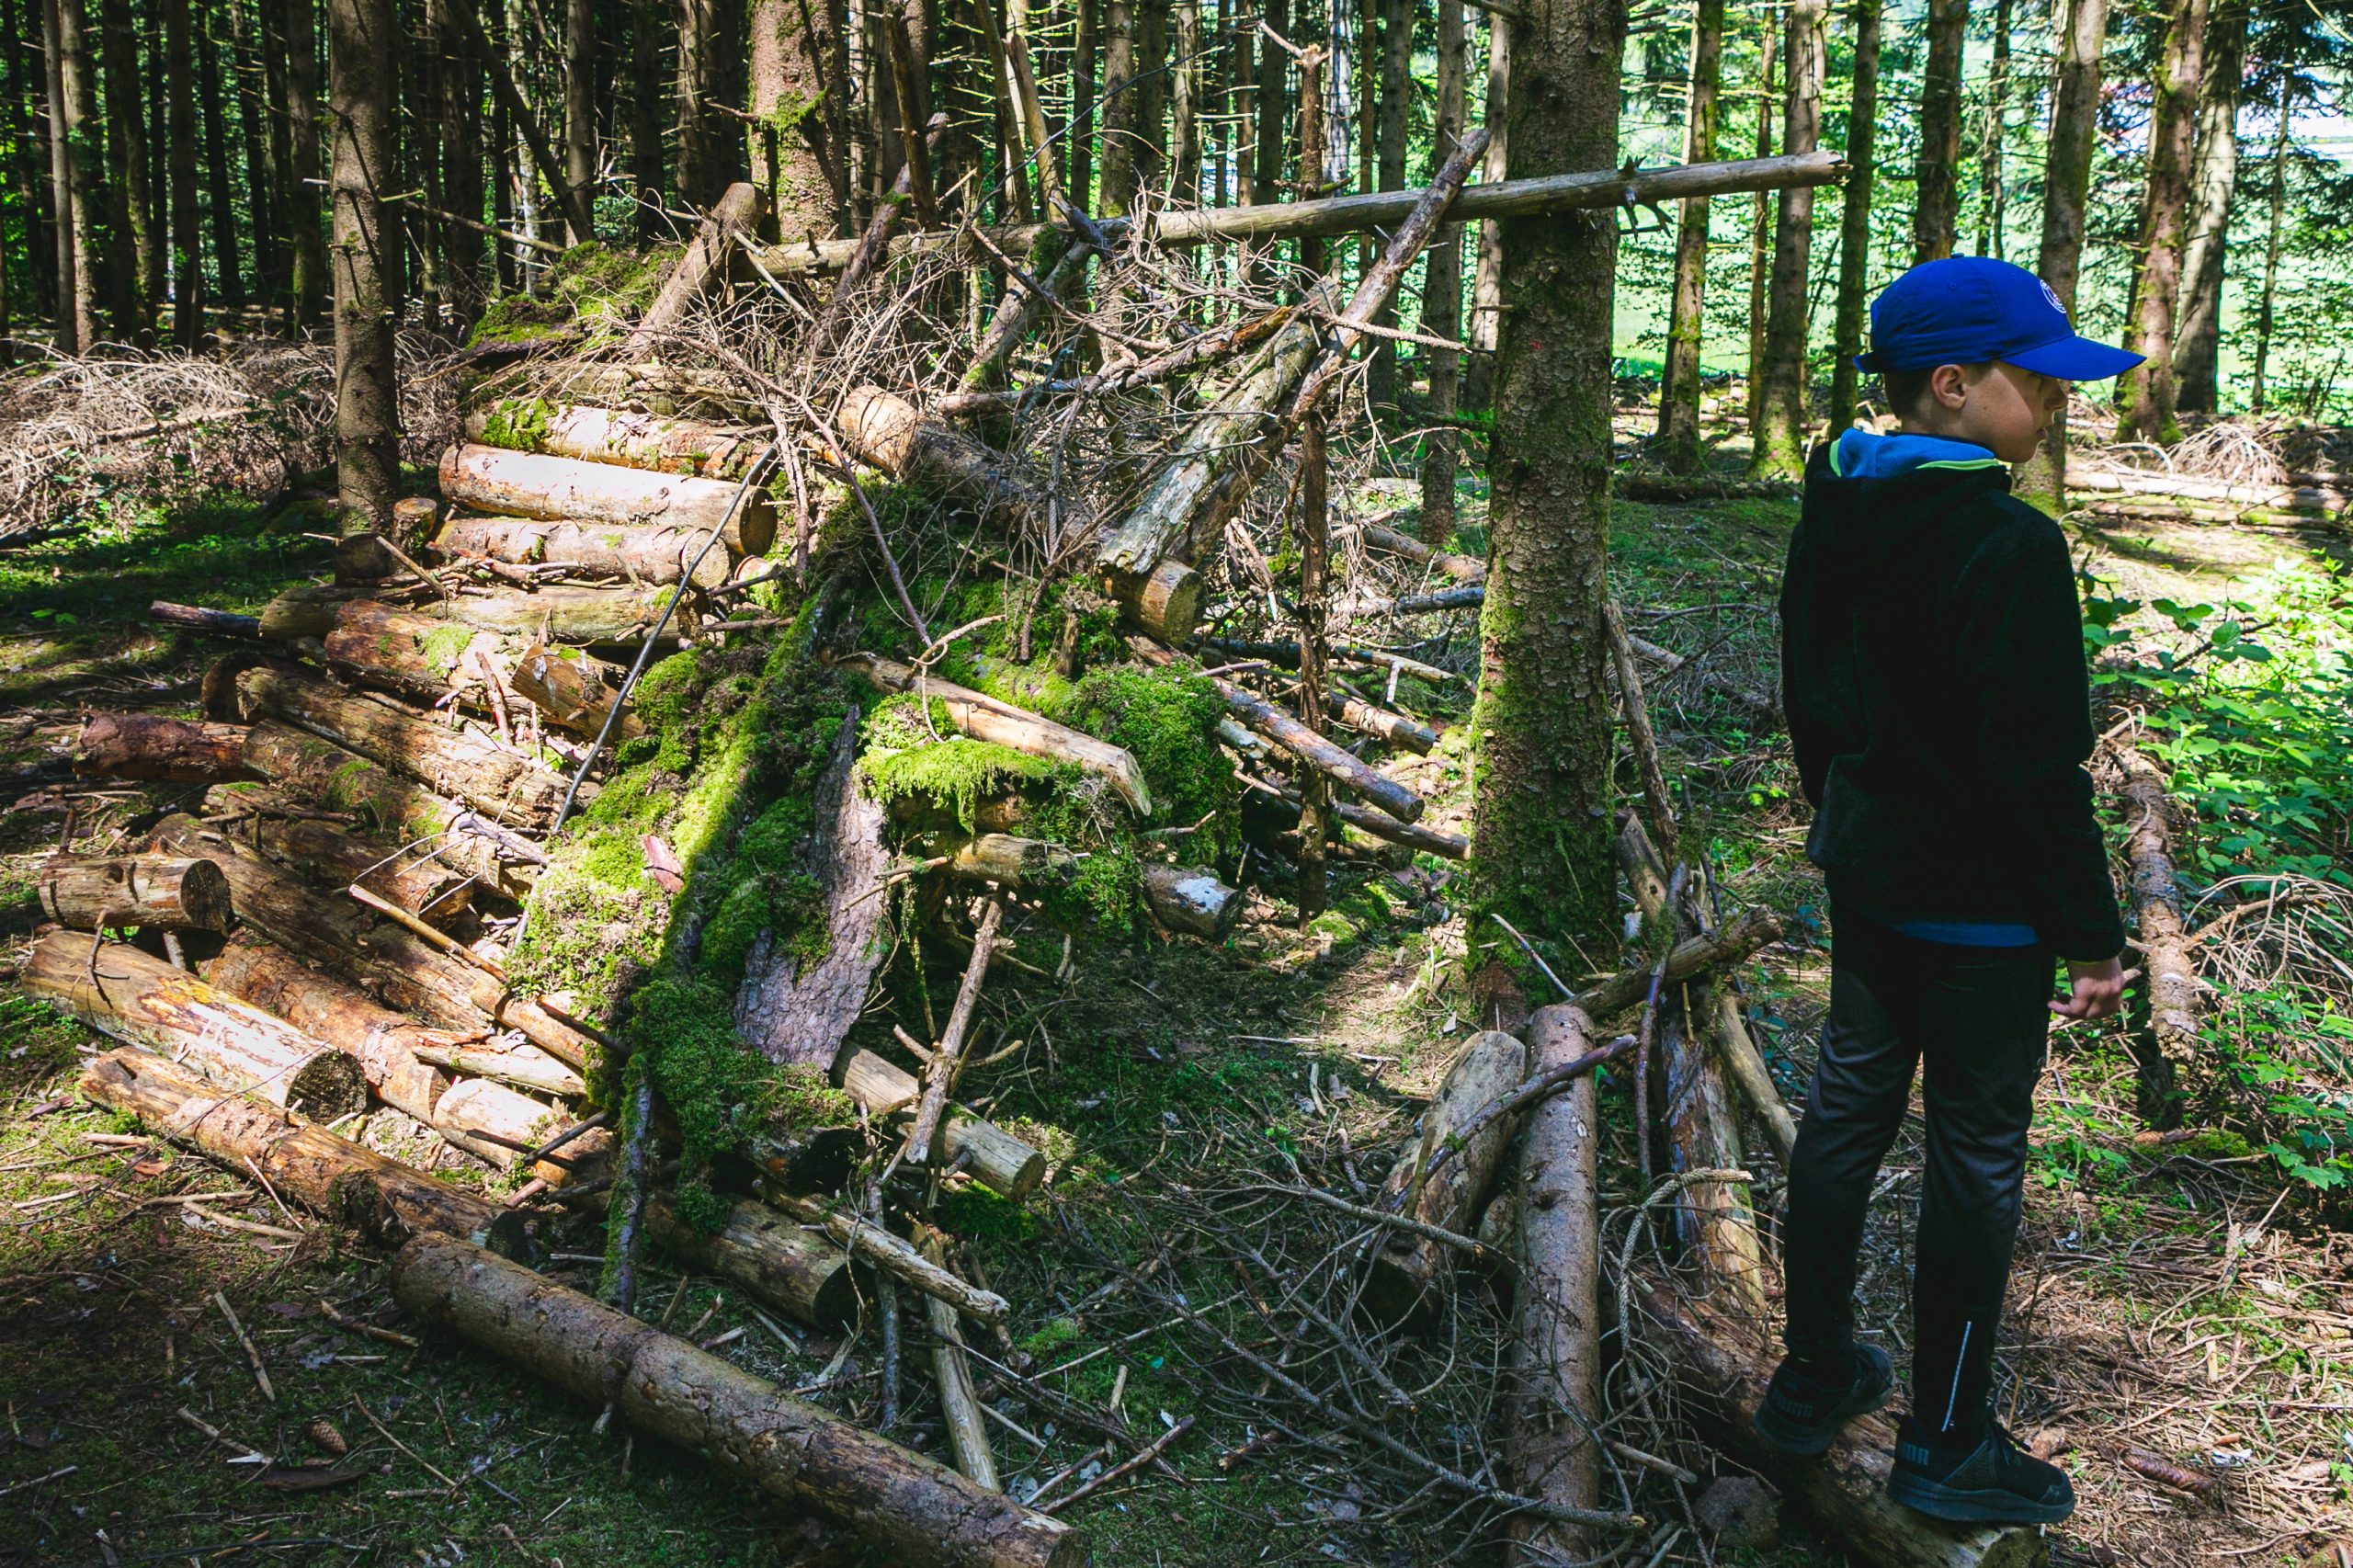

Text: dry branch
xmin=1362 ymin=1029 xmax=1527 ymax=1324
xmin=2116 ymin=744 xmax=2196 ymax=1125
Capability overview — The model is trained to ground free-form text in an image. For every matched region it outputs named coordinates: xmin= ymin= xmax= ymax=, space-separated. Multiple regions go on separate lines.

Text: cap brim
xmin=2006 ymin=335 xmax=2143 ymax=382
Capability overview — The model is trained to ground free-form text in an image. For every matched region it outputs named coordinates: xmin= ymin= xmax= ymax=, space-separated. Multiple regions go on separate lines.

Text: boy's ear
xmin=1927 ymin=363 xmax=1973 ymax=411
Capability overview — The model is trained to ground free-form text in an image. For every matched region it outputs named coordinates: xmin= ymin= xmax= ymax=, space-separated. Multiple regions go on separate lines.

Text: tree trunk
xmin=1462 ymin=8 xmax=1506 ymax=411
xmin=1506 ymin=1003 xmax=1600 ymax=1564
xmin=561 ymin=0 xmax=592 ymax=244
xmin=675 ymin=0 xmax=726 ymax=206
xmin=201 ymin=928 xmax=454 ymax=1121
xmin=195 ymin=6 xmax=244 ymax=311
xmin=835 ymin=1044 xmax=1047 ymax=1199
xmin=327 ymin=0 xmax=399 ymax=528
xmin=82 ymin=1048 xmax=531 ymax=1254
xmin=74 ymin=713 xmax=254 ymax=781
xmin=1469 ymin=0 xmax=1623 ymax=969
xmin=1365 ymin=0 xmax=1411 ymax=409
xmin=8 ymin=0 xmax=53 ymax=340
xmin=1909 ymin=0 xmax=1967 ymax=262
xmin=432 ymin=516 xmax=735 ymax=588
xmin=1825 ymin=0 xmax=1881 ymax=430
xmin=231 ymin=0 xmax=278 ymax=317
xmin=1097 ymin=0 xmax=1136 ymax=213
xmin=2249 ymin=97 xmax=2289 ymax=415
xmin=97 ymin=0 xmax=151 ymax=342
xmin=1654 ymin=0 xmax=1721 ymax=472
xmin=1743 ymin=18 xmax=1775 ymax=436
xmin=438 ymin=441 xmax=777 ymax=556
xmin=1248 ymin=0 xmax=1283 ymax=210
xmin=1416 ymin=0 xmax=1465 ymax=544
xmin=213 ymin=788 xmax=478 ymax=926
xmin=28 ymin=935 xmax=369 ymax=1119
xmin=748 ymin=0 xmax=842 ymax=238
xmin=630 ymin=0 xmax=665 ymax=240
xmin=54 ymin=0 xmax=101 ymax=352
xmin=39 ymin=0 xmax=74 ymax=346
xmin=38 ymin=854 xmax=233 ymax=931
xmin=1972 ymin=0 xmax=2010 ymax=258
xmin=1361 ymin=1028 xmax=1527 ymax=1324
xmin=2115 ymin=0 xmax=2207 ymax=444
xmin=1072 ymin=0 xmax=1097 ymax=211
xmin=1750 ymin=0 xmax=1825 ymax=478
xmin=2009 ymin=0 xmax=2106 ymax=513
xmin=392 ymin=1236 xmax=1086 ymax=1568
xmin=2172 ymin=0 xmax=2246 ymax=415
xmin=283 ymin=0 xmax=326 ymax=326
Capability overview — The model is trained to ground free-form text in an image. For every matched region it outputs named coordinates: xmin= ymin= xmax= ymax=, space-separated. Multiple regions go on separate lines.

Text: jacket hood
xmin=1798 ymin=434 xmax=2015 ymax=580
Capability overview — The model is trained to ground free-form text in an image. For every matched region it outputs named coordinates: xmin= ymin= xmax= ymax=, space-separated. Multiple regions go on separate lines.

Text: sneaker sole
xmin=1748 ymin=1347 xmax=1895 ymax=1458
xmin=1885 ymin=1471 xmax=2075 ymax=1525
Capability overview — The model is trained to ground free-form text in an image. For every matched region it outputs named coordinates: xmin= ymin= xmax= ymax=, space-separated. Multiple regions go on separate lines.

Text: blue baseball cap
xmin=1855 ymin=256 xmax=2143 ymax=382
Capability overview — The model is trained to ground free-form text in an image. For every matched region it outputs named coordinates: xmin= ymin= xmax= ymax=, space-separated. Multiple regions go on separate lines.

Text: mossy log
xmin=1638 ymin=1283 xmax=2043 ymax=1568
xmin=1142 ymin=862 xmax=1243 ymax=939
xmin=201 ymin=929 xmax=451 ymax=1122
xmin=843 ymin=653 xmax=1152 ymax=816
xmin=79 ymin=1048 xmax=529 ymax=1256
xmin=309 ymin=596 xmax=506 ymax=702
xmin=509 ymin=642 xmax=645 ymax=740
xmin=438 ymin=442 xmax=775 ymax=557
xmin=238 ymin=721 xmax=538 ymax=900
xmin=946 ymin=835 xmax=1076 ymax=889
xmin=232 ymin=663 xmax=572 ymax=831
xmin=211 ymin=790 xmax=475 ymax=928
xmin=37 ymin=855 xmax=233 ymax=932
xmin=1362 ymin=1029 xmax=1527 ymax=1325
xmin=74 ymin=714 xmax=256 ymax=783
xmin=26 ymin=935 xmax=368 ymax=1119
xmin=835 ymin=1044 xmax=1045 ymax=1200
xmin=431 ymin=515 xmax=733 ymax=589
xmin=464 ymin=403 xmax=763 ymax=478
xmin=647 ymin=1193 xmax=858 ymax=1330
xmin=390 ymin=1235 xmax=1084 ymax=1568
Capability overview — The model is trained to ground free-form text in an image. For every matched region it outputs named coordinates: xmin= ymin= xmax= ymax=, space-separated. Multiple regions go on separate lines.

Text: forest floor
xmin=2 ymin=452 xmax=2350 ymax=1568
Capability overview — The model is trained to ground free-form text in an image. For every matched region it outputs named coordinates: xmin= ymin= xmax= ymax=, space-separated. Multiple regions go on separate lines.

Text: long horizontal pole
xmin=752 ymin=149 xmax=1847 ymax=278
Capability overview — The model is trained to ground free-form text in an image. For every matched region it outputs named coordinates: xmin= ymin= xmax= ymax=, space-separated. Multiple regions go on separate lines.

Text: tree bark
xmin=1654 ymin=0 xmax=1721 ymax=472
xmin=1751 ymin=0 xmax=1826 ymax=479
xmin=562 ymin=0 xmax=593 ymax=244
xmin=327 ymin=0 xmax=401 ymax=528
xmin=201 ymin=928 xmax=454 ymax=1122
xmin=1744 ymin=19 xmax=1775 ymax=436
xmin=438 ymin=441 xmax=778 ymax=556
xmin=195 ymin=4 xmax=243 ymax=310
xmin=1469 ymin=0 xmax=1624 ymax=969
xmin=2009 ymin=0 xmax=2107 ymax=513
xmin=283 ymin=0 xmax=327 ymax=326
xmin=38 ymin=854 xmax=233 ymax=931
xmin=1909 ymin=0 xmax=1968 ymax=262
xmin=54 ymin=0 xmax=101 ymax=352
xmin=674 ymin=0 xmax=728 ymax=206
xmin=28 ymin=935 xmax=369 ymax=1119
xmin=629 ymin=0 xmax=664 ymax=241
xmin=1416 ymin=0 xmax=1466 ymax=544
xmin=1462 ymin=8 xmax=1507 ymax=411
xmin=230 ymin=0 xmax=278 ymax=318
xmin=1362 ymin=1028 xmax=1526 ymax=1324
xmin=1096 ymin=0 xmax=1137 ymax=213
xmin=38 ymin=0 xmax=73 ymax=345
xmin=2115 ymin=0 xmax=2207 ymax=444
xmin=1364 ymin=0 xmax=1411 ymax=409
xmin=1506 ymin=1003 xmax=1600 ymax=1564
xmin=2117 ymin=744 xmax=2193 ymax=1126
xmin=1825 ymin=0 xmax=1882 ymax=430
xmin=835 ymin=1043 xmax=1047 ymax=1199
xmin=1141 ymin=862 xmax=1241 ymax=938
xmin=74 ymin=713 xmax=255 ymax=782
xmin=464 ymin=403 xmax=767 ymax=478
xmin=392 ymin=1236 xmax=1085 ymax=1567
xmin=97 ymin=0 xmax=152 ymax=342
xmin=212 ymin=787 xmax=477 ymax=926
xmin=2172 ymin=0 xmax=2247 ymax=416
xmin=509 ymin=642 xmax=646 ymax=740
xmin=81 ymin=1048 xmax=530 ymax=1255
xmin=647 ymin=1192 xmax=859 ymax=1328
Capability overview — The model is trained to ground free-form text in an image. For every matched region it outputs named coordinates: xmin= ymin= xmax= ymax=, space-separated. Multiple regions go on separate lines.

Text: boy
xmin=1756 ymin=257 xmax=2132 ymax=1524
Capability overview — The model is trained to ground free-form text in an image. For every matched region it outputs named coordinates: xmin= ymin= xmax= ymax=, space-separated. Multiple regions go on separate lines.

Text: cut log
xmin=835 ymin=1043 xmax=1046 ymax=1200
xmin=1659 ymin=972 xmax=1767 ymax=1314
xmin=232 ymin=663 xmax=573 ymax=831
xmin=310 ymin=591 xmax=517 ymax=717
xmin=391 ymin=1236 xmax=1082 ymax=1567
xmin=152 ymin=600 xmax=264 ymax=637
xmin=412 ymin=1043 xmax=585 ymax=1098
xmin=433 ymin=584 xmax=686 ymax=646
xmin=2069 ymin=464 xmax=2346 ymax=517
xmin=1362 ymin=1029 xmax=1528 ymax=1325
xmin=80 ymin=1049 xmax=529 ymax=1256
xmin=626 ymin=182 xmax=767 ymax=357
xmin=211 ymin=793 xmax=474 ymax=928
xmin=1327 ymin=692 xmax=1438 ymax=755
xmin=508 ymin=642 xmax=644 ymax=740
xmin=37 ymin=855 xmax=233 ymax=932
xmin=25 ymin=935 xmax=368 ymax=1119
xmin=1142 ymin=862 xmax=1242 ymax=940
xmin=74 ymin=714 xmax=255 ymax=783
xmin=431 ymin=514 xmax=733 ymax=588
xmin=761 ymin=1194 xmax=1013 ymax=1325
xmin=1508 ymin=1005 xmax=1603 ymax=1565
xmin=438 ymin=442 xmax=775 ymax=557
xmin=946 ymin=835 xmax=1076 ymax=890
xmin=256 ymin=584 xmax=358 ymax=642
xmin=841 ymin=652 xmax=1152 ymax=815
xmin=1639 ymin=1284 xmax=2042 ymax=1568
xmin=1335 ymin=801 xmax=1467 ymax=860
xmin=238 ymin=721 xmax=537 ymax=899
xmin=463 ymin=403 xmax=764 ymax=479
xmin=921 ymin=1233 xmax=999 ymax=1491
xmin=733 ymin=706 xmax=892 ymax=1072
xmin=646 ymin=1193 xmax=858 ymax=1330
xmin=200 ymin=930 xmax=449 ymax=1123
xmin=1356 ymin=583 xmax=1488 ymax=617
xmin=1572 ymin=907 xmax=1783 ymax=1020
xmin=431 ymin=1077 xmax=578 ymax=1178
xmin=2117 ymin=744 xmax=2193 ymax=1127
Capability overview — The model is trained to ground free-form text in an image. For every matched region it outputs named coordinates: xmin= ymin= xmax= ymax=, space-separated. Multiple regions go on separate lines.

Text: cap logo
xmin=2039 ymin=280 xmax=2065 ymax=319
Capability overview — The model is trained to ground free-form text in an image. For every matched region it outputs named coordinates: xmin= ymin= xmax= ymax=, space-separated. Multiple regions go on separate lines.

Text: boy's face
xmin=1914 ymin=361 xmax=2069 ymax=464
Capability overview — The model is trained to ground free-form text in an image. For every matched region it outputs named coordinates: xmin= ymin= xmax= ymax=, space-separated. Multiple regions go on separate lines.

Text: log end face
xmin=1101 ymin=561 xmax=1201 ymax=645
xmin=286 ymin=1051 xmax=371 ymax=1124
xmin=178 ymin=857 xmax=235 ymax=932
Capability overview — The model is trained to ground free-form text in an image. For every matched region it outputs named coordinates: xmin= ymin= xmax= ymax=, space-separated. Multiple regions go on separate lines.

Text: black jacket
xmin=1779 ymin=443 xmax=2126 ymax=961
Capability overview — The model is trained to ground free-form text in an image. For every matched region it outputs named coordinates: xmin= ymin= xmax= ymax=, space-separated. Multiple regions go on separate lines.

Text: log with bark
xmin=945 ymin=835 xmax=1076 ymax=890
xmin=200 ymin=929 xmax=450 ymax=1123
xmin=1326 ymin=692 xmax=1438 ymax=755
xmin=1362 ymin=1028 xmax=1528 ymax=1325
xmin=151 ymin=600 xmax=265 ymax=637
xmin=210 ymin=791 xmax=475 ymax=928
xmin=80 ymin=1048 xmax=529 ymax=1256
xmin=26 ymin=935 xmax=369 ymax=1119
xmin=37 ymin=855 xmax=233 ymax=932
xmin=74 ymin=714 xmax=256 ymax=783
xmin=1340 ymin=518 xmax=1485 ymax=584
xmin=1711 ymin=983 xmax=1798 ymax=1168
xmin=1508 ymin=1004 xmax=1603 ymax=1564
xmin=645 ymin=1192 xmax=858 ymax=1329
xmin=2116 ymin=744 xmax=2194 ymax=1126
xmin=1571 ymin=907 xmax=1783 ymax=1020
xmin=429 ymin=1077 xmax=588 ymax=1181
xmin=272 ymin=597 xmax=502 ymax=710
xmin=835 ymin=1043 xmax=1046 ymax=1200
xmin=431 ymin=514 xmax=734 ymax=589
xmin=841 ymin=653 xmax=1152 ymax=815
xmin=761 ymin=1192 xmax=1013 ymax=1325
xmin=463 ymin=403 xmax=764 ymax=479
xmin=2069 ymin=464 xmax=2347 ymax=517
xmin=921 ymin=1232 xmax=999 ymax=1491
xmin=432 ymin=583 xmax=688 ymax=645
xmin=626 ymin=182 xmax=768 ymax=357
xmin=508 ymin=642 xmax=645 ymax=740
xmin=391 ymin=1236 xmax=1082 ymax=1567
xmin=438 ymin=442 xmax=776 ymax=557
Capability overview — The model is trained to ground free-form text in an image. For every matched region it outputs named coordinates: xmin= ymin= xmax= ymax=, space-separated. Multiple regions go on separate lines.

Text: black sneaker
xmin=1751 ymin=1344 xmax=1894 ymax=1457
xmin=1887 ymin=1415 xmax=2076 ymax=1524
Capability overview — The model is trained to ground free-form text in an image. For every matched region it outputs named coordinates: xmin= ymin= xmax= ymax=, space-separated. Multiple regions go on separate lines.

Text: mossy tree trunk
xmin=1825 ymin=0 xmax=1881 ymax=431
xmin=1750 ymin=0 xmax=1824 ymax=478
xmin=2011 ymin=0 xmax=2106 ymax=513
xmin=2172 ymin=0 xmax=2247 ymax=416
xmin=327 ymin=0 xmax=399 ymax=528
xmin=1909 ymin=0 xmax=1966 ymax=263
xmin=1654 ymin=0 xmax=1721 ymax=473
xmin=1468 ymin=0 xmax=1623 ymax=986
xmin=284 ymin=0 xmax=327 ymax=327
xmin=749 ymin=0 xmax=843 ymax=240
xmin=1416 ymin=0 xmax=1465 ymax=546
xmin=2115 ymin=0 xmax=2206 ymax=443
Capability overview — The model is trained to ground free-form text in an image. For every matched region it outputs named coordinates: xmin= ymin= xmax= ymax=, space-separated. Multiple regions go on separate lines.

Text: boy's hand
xmin=2052 ymin=957 xmax=2129 ymax=1021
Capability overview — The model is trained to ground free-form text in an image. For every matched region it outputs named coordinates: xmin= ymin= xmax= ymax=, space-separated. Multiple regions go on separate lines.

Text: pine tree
xmin=1826 ymin=0 xmax=1882 ymax=429
xmin=326 ymin=0 xmax=398 ymax=525
xmin=2115 ymin=0 xmax=2208 ymax=442
xmin=1752 ymin=0 xmax=1828 ymax=476
xmin=2011 ymin=0 xmax=2108 ymax=512
xmin=1654 ymin=0 xmax=1722 ymax=472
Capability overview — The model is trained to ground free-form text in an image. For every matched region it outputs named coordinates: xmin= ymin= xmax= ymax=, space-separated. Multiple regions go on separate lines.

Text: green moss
xmin=477 ymin=397 xmax=557 ymax=452
xmin=1065 ymin=665 xmax=1238 ymax=853
xmin=416 ymin=620 xmax=478 ymax=679
xmin=858 ymin=715 xmax=1059 ymax=831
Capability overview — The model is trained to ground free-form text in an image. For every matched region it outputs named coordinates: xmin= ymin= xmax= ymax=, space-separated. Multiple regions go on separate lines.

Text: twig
xmin=319 ymin=1299 xmax=422 ymax=1348
xmin=1041 ymin=1417 xmax=1195 ymax=1514
xmin=213 ymin=1290 xmax=274 ymax=1403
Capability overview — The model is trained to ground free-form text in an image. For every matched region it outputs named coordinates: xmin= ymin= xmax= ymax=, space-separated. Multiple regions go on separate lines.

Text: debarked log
xmin=1571 ymin=907 xmax=1783 ymax=1021
xmin=82 ymin=1049 xmax=529 ymax=1256
xmin=412 ymin=1043 xmax=585 ymax=1098
xmin=835 ymin=1043 xmax=1045 ymax=1201
xmin=200 ymin=929 xmax=451 ymax=1122
xmin=38 ymin=855 xmax=233 ymax=932
xmin=391 ymin=1236 xmax=1083 ymax=1568
xmin=463 ymin=403 xmax=765 ymax=479
xmin=431 ymin=514 xmax=733 ymax=589
xmin=840 ymin=653 xmax=1152 ymax=816
xmin=74 ymin=714 xmax=256 ymax=783
xmin=1142 ymin=862 xmax=1242 ymax=940
xmin=1362 ymin=1028 xmax=1527 ymax=1326
xmin=26 ymin=935 xmax=368 ymax=1119
xmin=438 ymin=442 xmax=776 ymax=558
xmin=436 ymin=583 xmax=688 ymax=646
